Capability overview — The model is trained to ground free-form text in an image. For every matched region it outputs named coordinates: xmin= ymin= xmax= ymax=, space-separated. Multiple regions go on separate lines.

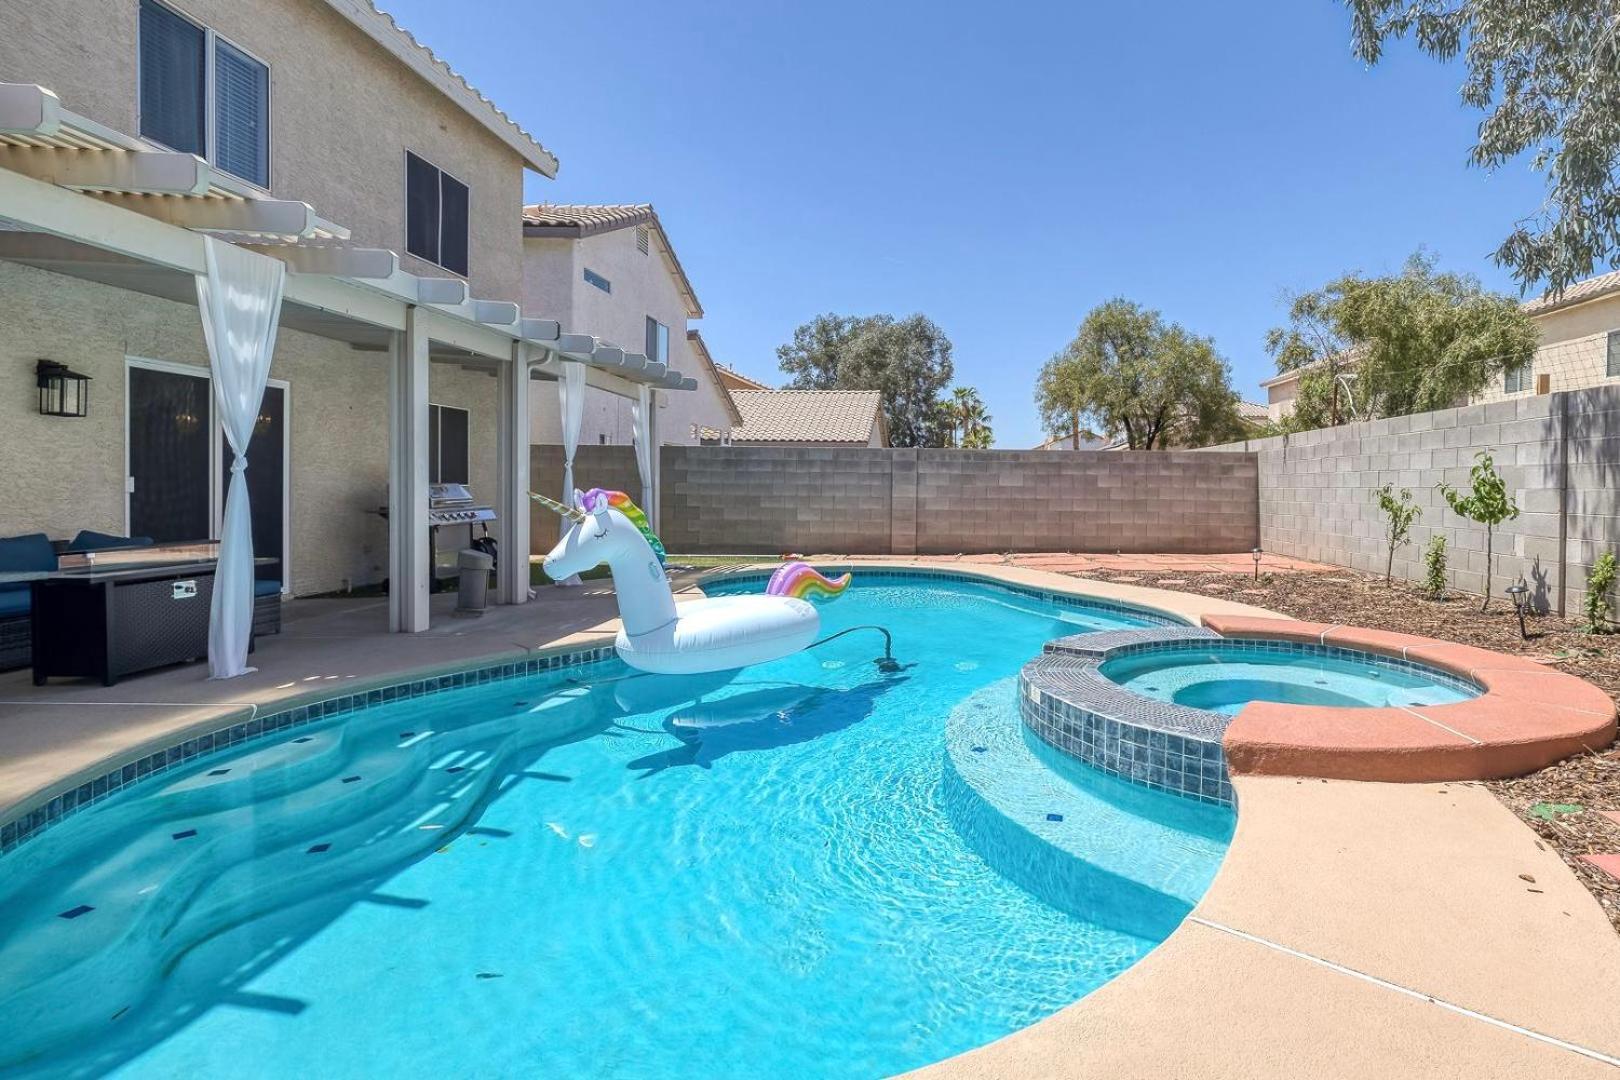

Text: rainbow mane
xmin=766 ymin=561 xmax=851 ymax=602
xmin=583 ymin=488 xmax=666 ymax=565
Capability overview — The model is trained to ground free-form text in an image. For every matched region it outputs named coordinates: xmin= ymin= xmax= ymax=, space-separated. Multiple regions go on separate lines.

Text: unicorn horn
xmin=530 ymin=491 xmax=585 ymax=521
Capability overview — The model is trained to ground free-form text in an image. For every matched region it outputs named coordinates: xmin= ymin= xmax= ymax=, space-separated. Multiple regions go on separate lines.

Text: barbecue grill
xmin=374 ymin=484 xmax=498 ymax=583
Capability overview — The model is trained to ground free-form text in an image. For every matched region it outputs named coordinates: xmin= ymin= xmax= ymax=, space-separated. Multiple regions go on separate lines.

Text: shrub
xmin=1583 ymin=552 xmax=1618 ymax=634
xmin=1422 ymin=535 xmax=1448 ymax=600
xmin=1374 ymin=484 xmax=1421 ymax=584
xmin=1438 ymin=451 xmax=1519 ymax=612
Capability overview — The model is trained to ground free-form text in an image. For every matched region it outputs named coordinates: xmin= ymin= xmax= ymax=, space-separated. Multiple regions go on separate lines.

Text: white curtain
xmin=631 ymin=382 xmax=653 ymax=510
xmin=195 ymin=237 xmax=285 ymax=678
xmin=556 ymin=359 xmax=587 ymax=586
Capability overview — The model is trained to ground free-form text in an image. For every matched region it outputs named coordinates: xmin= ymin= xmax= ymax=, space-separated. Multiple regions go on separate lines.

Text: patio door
xmin=127 ymin=362 xmax=214 ymax=544
xmin=126 ymin=358 xmax=290 ymax=590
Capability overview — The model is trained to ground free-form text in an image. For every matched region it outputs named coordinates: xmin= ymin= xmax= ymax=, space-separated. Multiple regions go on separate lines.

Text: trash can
xmin=455 ymin=548 xmax=494 ymax=616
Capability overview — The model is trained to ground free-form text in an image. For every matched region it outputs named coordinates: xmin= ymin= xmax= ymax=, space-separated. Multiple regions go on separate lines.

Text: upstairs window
xmin=1503 ymin=361 xmax=1530 ymax=394
xmin=405 ymin=152 xmax=469 ymax=276
xmin=1609 ymin=331 xmax=1620 ymax=378
xmin=646 ymin=317 xmax=669 ymax=365
xmin=583 ymin=268 xmax=611 ymax=293
xmin=138 ymin=0 xmax=269 ymax=188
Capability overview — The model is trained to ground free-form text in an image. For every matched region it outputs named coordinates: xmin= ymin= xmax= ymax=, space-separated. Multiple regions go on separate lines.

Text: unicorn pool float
xmin=533 ymin=488 xmax=855 ymax=675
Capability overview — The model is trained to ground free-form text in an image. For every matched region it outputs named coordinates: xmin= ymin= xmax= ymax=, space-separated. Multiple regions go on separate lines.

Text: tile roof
xmin=1237 ymin=400 xmax=1269 ymax=422
xmin=522 ymin=203 xmax=702 ymax=317
xmin=322 ymin=2 xmax=558 ymax=175
xmin=1522 ymin=268 xmax=1620 ymax=315
xmin=729 ymin=390 xmax=884 ymax=444
xmin=683 ymin=330 xmax=745 ymax=426
xmin=714 ymin=365 xmax=772 ymax=392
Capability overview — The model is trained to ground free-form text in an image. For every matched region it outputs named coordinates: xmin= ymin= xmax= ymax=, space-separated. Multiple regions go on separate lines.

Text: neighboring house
xmin=715 ymin=364 xmax=772 ymax=393
xmin=522 ymin=203 xmax=731 ymax=446
xmin=728 ymin=390 xmax=888 ymax=447
xmin=1263 ymin=269 xmax=1620 ymax=419
xmin=0 ymin=0 xmax=697 ymax=633
xmin=683 ymin=329 xmax=744 ymax=443
xmin=1032 ymin=431 xmax=1109 ymax=451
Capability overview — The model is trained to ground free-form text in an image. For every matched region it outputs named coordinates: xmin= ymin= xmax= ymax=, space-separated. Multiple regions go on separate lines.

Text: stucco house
xmin=522 ymin=203 xmax=735 ymax=447
xmin=1262 ymin=269 xmax=1620 ymax=421
xmin=0 ymin=0 xmax=699 ymax=638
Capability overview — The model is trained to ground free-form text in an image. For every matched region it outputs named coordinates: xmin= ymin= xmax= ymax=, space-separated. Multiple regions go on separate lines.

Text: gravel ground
xmin=1064 ymin=565 xmax=1620 ymax=934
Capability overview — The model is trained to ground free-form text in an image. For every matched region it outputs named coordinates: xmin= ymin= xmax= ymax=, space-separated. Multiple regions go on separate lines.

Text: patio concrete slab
xmin=914 ymin=919 xmax=1613 ymax=1080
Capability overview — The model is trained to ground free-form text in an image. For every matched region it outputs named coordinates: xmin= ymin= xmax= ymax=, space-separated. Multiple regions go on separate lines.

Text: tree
xmin=776 ymin=313 xmax=955 ymax=447
xmin=1267 ymin=253 xmax=1538 ymax=431
xmin=1342 ymin=1 xmax=1620 ymax=295
xmin=1374 ymin=484 xmax=1421 ymax=583
xmin=1036 ymin=299 xmax=1245 ymax=450
xmin=946 ymin=386 xmax=993 ymax=448
xmin=1438 ymin=450 xmax=1520 ymax=611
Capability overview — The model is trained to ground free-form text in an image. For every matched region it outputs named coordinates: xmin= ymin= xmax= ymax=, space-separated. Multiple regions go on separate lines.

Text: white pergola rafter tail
xmin=592 ymin=344 xmax=625 ymax=367
xmin=520 ymin=317 xmax=560 ymax=342
xmin=0 ymin=145 xmax=211 ymax=196
xmin=0 ymin=82 xmax=61 ymax=134
xmin=471 ymin=299 xmax=520 ymax=327
xmin=251 ymin=244 xmax=398 ymax=279
xmin=93 ymin=194 xmax=338 ymax=239
xmin=416 ymin=277 xmax=468 ymax=305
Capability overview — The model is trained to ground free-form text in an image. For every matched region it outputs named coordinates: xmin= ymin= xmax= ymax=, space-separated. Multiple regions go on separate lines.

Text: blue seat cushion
xmin=66 ymin=530 xmax=154 ymax=553
xmin=0 ymin=585 xmax=30 ymax=618
xmin=254 ymin=579 xmax=283 ymax=598
xmin=0 ymin=533 xmax=57 ymax=573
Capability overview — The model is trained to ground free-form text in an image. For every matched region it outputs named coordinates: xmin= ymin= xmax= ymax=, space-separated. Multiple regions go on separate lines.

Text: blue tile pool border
xmin=0 ymin=645 xmax=621 ymax=856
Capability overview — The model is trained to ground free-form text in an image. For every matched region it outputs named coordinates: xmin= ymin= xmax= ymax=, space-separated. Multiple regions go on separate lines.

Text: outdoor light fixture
xmin=1506 ymin=581 xmax=1531 ymax=640
xmin=1252 ymin=547 xmax=1263 ymax=581
xmin=35 ymin=360 xmax=90 ymax=418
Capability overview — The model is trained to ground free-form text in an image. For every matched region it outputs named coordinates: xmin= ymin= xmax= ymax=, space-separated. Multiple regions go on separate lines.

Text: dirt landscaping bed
xmin=1063 ymin=565 xmax=1620 ymax=934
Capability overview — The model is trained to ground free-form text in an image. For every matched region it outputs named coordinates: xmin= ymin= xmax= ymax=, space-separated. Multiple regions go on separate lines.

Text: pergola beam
xmin=0 ymin=145 xmax=211 ymax=195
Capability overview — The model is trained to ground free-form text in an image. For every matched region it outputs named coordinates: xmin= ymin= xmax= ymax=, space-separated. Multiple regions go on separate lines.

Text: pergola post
xmin=387 ymin=305 xmax=431 ymax=632
xmin=495 ymin=341 xmax=532 ymax=605
xmin=647 ymin=388 xmax=662 ymax=533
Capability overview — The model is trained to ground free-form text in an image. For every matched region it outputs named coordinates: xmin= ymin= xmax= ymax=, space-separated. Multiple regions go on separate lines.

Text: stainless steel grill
xmin=427 ymin=483 xmax=496 ymax=527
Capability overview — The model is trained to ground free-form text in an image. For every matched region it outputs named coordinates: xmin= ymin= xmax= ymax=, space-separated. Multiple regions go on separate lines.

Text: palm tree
xmin=945 ymin=387 xmax=992 ymax=448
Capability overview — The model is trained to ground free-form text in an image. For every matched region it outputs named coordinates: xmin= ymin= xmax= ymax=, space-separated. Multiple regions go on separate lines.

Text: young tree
xmin=1342 ymin=1 xmax=1620 ymax=294
xmin=1036 ymin=299 xmax=1245 ymax=450
xmin=1375 ymin=484 xmax=1421 ymax=583
xmin=1438 ymin=450 xmax=1520 ymax=611
xmin=1267 ymin=253 xmax=1537 ymax=430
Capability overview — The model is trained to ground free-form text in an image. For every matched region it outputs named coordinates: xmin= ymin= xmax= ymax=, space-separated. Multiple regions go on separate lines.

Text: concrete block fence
xmin=1203 ymin=385 xmax=1620 ymax=615
xmin=532 ymin=445 xmax=1261 ymax=558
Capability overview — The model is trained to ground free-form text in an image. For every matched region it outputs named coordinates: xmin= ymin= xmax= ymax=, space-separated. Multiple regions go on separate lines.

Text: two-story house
xmin=0 ymin=0 xmax=700 ymax=636
xmin=521 ymin=204 xmax=737 ymax=447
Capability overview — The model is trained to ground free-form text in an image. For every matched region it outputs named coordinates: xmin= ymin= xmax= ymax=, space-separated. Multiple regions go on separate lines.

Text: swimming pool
xmin=1099 ymin=639 xmax=1481 ymax=716
xmin=0 ymin=576 xmax=1233 ymax=1078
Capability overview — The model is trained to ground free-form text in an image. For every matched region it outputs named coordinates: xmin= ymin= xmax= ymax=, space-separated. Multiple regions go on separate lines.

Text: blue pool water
xmin=0 ymin=579 xmax=1234 ymax=1079
xmin=1100 ymin=641 xmax=1480 ymax=716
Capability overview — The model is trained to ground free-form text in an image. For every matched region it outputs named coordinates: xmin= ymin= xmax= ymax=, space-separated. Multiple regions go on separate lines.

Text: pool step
xmin=941 ymin=679 xmax=1231 ymax=942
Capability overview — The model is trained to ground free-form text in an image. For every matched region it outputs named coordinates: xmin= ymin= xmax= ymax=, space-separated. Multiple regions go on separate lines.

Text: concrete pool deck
xmin=1 ymin=561 xmax=1616 ymax=1077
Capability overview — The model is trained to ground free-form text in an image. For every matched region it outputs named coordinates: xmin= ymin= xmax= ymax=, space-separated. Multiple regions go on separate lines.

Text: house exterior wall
xmin=529 ymin=445 xmax=1259 ymax=556
xmin=1202 ymin=386 xmax=1620 ymax=616
xmin=524 ymin=229 xmax=731 ymax=446
xmin=0 ymin=0 xmax=529 ymax=300
xmin=1473 ymin=294 xmax=1620 ymax=406
xmin=0 ymin=260 xmax=497 ymax=596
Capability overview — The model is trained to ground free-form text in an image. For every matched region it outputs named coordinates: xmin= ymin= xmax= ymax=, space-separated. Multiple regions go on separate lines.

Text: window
xmin=1609 ymin=331 xmax=1620 ymax=378
xmin=138 ymin=0 xmax=269 ymax=187
xmin=405 ymin=152 xmax=469 ymax=277
xmin=583 ymin=268 xmax=611 ymax=293
xmin=427 ymin=404 xmax=469 ymax=485
xmin=1503 ymin=362 xmax=1530 ymax=394
xmin=646 ymin=317 xmax=669 ymax=365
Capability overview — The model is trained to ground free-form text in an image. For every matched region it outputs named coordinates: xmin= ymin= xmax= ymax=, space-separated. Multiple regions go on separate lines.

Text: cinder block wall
xmin=1203 ymin=385 xmax=1620 ymax=614
xmin=529 ymin=445 xmax=643 ymax=553
xmin=533 ymin=444 xmax=1260 ymax=557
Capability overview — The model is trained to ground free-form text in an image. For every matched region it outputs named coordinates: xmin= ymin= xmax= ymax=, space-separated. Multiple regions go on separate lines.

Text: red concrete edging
xmin=1200 ymin=616 xmax=1618 ymax=783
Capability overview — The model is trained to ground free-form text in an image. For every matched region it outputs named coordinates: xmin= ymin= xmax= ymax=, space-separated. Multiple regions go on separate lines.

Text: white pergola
xmin=0 ymin=82 xmax=696 ymax=643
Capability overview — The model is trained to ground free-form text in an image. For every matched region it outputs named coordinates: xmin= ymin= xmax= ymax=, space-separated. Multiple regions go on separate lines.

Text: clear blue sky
xmin=384 ymin=0 xmax=1546 ymax=448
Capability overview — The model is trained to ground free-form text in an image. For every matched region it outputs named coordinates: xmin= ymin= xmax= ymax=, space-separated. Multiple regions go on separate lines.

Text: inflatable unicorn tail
xmin=766 ymin=561 xmax=851 ymax=602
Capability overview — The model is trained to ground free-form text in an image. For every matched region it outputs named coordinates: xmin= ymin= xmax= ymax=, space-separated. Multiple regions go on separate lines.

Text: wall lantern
xmin=36 ymin=360 xmax=91 ymax=418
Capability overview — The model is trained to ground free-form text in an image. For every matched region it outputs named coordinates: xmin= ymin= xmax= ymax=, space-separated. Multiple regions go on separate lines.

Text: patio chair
xmin=0 ymin=532 xmax=57 ymax=672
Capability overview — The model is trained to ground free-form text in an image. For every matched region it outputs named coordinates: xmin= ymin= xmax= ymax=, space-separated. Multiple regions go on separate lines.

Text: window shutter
xmin=439 ymin=173 xmax=470 ymax=277
xmin=214 ymin=40 xmax=269 ymax=187
xmin=405 ymin=152 xmax=440 ymax=266
xmin=139 ymin=0 xmax=206 ymax=156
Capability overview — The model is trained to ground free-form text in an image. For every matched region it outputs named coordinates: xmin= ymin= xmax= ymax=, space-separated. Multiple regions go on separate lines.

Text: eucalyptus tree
xmin=1343 ymin=1 xmax=1620 ymax=294
xmin=777 ymin=313 xmax=955 ymax=447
